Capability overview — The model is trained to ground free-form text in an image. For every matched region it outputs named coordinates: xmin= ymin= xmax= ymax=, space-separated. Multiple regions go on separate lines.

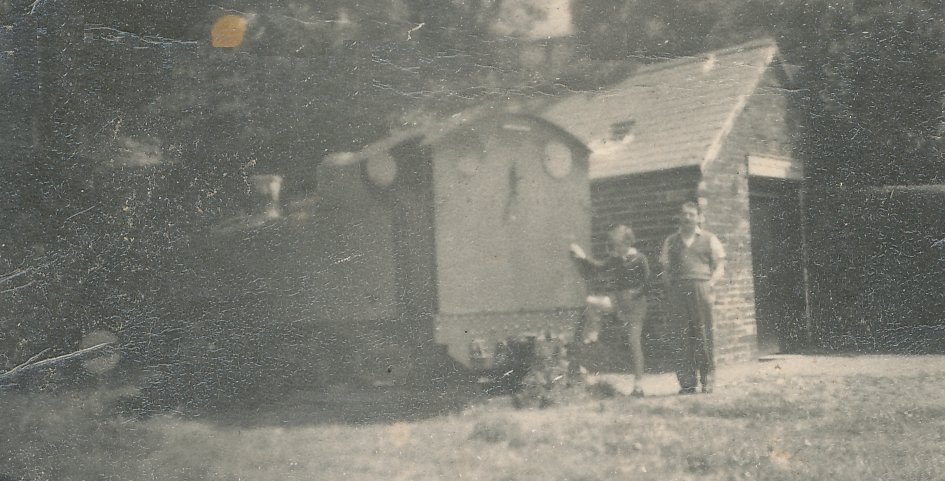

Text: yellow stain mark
xmin=211 ymin=15 xmax=248 ymax=48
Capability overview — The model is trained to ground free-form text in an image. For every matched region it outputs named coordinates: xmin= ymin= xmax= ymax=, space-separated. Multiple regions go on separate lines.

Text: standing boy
xmin=570 ymin=224 xmax=650 ymax=397
xmin=660 ymin=202 xmax=725 ymax=394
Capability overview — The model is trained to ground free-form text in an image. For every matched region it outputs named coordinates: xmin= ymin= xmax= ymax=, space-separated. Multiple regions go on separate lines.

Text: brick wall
xmin=589 ymin=167 xmax=700 ymax=371
xmin=585 ymin=68 xmax=798 ymax=370
xmin=591 ymin=167 xmax=701 ymax=257
xmin=700 ymin=68 xmax=796 ymax=363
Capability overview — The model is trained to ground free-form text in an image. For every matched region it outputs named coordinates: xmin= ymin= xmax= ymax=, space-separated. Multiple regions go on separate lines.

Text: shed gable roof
xmin=540 ymin=39 xmax=779 ymax=179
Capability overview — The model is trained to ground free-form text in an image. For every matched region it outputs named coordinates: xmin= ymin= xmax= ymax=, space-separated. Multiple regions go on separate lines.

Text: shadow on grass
xmin=111 ymin=357 xmax=524 ymax=428
xmin=210 ymin=379 xmax=493 ymax=427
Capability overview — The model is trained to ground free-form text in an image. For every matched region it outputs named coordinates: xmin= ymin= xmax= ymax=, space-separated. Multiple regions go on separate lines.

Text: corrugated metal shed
xmin=540 ymin=39 xmax=779 ymax=179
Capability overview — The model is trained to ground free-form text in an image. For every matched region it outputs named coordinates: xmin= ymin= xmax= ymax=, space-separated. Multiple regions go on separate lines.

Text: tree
xmin=1 ymin=0 xmax=586 ymax=407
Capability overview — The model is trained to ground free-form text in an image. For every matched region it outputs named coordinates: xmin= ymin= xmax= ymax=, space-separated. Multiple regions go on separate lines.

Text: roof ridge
xmin=629 ymin=37 xmax=778 ymax=77
xmin=698 ymin=41 xmax=778 ymax=172
xmin=705 ymin=37 xmax=778 ymax=57
xmin=538 ymin=37 xmax=783 ymax=179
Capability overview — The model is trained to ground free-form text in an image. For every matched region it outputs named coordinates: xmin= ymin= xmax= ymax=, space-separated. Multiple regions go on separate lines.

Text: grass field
xmin=3 ymin=355 xmax=945 ymax=481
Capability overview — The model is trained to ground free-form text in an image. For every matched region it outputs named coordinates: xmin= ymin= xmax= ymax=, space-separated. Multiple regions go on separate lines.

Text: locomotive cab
xmin=316 ymin=111 xmax=592 ymax=375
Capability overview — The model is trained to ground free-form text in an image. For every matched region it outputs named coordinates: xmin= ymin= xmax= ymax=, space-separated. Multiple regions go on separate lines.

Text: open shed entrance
xmin=748 ymin=156 xmax=809 ymax=354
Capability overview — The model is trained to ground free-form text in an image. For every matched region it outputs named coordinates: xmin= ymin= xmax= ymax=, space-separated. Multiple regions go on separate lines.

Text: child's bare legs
xmin=615 ymin=290 xmax=647 ymax=395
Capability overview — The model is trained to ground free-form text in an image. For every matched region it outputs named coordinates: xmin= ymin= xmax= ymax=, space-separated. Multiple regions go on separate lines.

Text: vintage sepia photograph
xmin=2 ymin=0 xmax=945 ymax=479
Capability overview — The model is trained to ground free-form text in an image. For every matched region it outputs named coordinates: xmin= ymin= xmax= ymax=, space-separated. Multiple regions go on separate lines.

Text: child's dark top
xmin=573 ymin=251 xmax=651 ymax=293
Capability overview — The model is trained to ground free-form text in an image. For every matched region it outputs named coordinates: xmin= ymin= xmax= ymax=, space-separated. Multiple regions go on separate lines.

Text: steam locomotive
xmin=206 ymin=108 xmax=593 ymax=386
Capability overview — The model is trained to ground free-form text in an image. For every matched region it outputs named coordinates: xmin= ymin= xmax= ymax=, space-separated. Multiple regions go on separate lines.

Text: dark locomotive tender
xmin=209 ymin=108 xmax=594 ymax=385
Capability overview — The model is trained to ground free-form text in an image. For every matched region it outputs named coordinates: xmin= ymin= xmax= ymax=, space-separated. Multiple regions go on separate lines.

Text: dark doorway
xmin=749 ymin=177 xmax=808 ymax=354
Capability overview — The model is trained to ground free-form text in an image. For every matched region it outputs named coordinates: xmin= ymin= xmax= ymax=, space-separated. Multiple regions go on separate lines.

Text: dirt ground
xmin=3 ymin=354 xmax=945 ymax=481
